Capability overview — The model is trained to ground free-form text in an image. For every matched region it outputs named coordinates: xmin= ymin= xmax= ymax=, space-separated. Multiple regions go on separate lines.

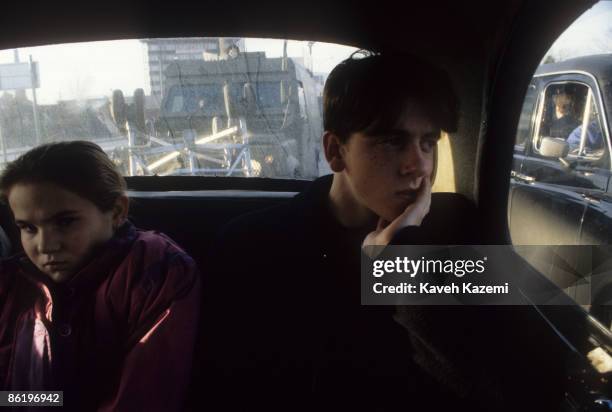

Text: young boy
xmin=199 ymin=52 xmax=484 ymax=411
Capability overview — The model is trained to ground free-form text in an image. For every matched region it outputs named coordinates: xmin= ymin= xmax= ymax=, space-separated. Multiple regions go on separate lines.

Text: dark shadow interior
xmin=1 ymin=1 xmax=609 ymax=410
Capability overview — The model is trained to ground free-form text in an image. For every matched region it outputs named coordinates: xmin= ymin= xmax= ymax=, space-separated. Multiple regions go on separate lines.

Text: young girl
xmin=0 ymin=141 xmax=201 ymax=411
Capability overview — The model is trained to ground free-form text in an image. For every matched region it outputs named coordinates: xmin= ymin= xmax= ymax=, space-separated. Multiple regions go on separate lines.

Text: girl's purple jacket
xmin=0 ymin=222 xmax=201 ymax=411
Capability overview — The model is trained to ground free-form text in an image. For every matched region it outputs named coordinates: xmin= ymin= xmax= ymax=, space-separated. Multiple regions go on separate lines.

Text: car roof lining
xmin=1 ymin=1 xmax=521 ymax=53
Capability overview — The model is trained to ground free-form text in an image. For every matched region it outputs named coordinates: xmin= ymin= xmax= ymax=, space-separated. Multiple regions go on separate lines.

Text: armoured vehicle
xmin=112 ymin=51 xmax=324 ymax=179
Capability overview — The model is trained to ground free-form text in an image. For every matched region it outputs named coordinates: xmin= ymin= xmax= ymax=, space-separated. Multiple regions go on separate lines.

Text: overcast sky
xmin=0 ymin=38 xmax=357 ymax=104
xmin=545 ymin=1 xmax=612 ymax=61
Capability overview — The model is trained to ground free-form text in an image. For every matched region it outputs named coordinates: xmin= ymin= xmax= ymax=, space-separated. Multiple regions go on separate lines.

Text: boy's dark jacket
xmin=201 ymin=174 xmax=566 ymax=412
xmin=0 ymin=222 xmax=201 ymax=412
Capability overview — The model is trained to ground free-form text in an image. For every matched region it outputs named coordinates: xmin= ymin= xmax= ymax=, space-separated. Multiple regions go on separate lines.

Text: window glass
xmin=535 ymin=83 xmax=588 ymax=146
xmin=527 ymin=82 xmax=609 ymax=185
xmin=569 ymin=95 xmax=606 ymax=159
xmin=254 ymin=82 xmax=281 ymax=108
xmin=514 ymin=83 xmax=537 ymax=152
xmin=164 ymin=84 xmax=224 ymax=113
xmin=508 ymin=1 xmax=612 ymax=329
xmin=532 ymin=82 xmax=608 ymax=163
xmin=0 ymin=38 xmax=358 ymax=178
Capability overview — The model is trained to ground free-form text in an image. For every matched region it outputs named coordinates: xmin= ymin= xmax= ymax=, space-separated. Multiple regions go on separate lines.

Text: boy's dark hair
xmin=0 ymin=141 xmax=126 ymax=212
xmin=323 ymin=51 xmax=459 ymax=142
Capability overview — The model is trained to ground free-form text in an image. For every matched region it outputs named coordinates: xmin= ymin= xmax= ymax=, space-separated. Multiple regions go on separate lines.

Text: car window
xmin=534 ymin=82 xmax=607 ymax=164
xmin=165 ymin=84 xmax=224 ymax=113
xmin=508 ymin=1 xmax=612 ymax=330
xmin=0 ymin=38 xmax=358 ymax=179
xmin=514 ymin=83 xmax=538 ymax=154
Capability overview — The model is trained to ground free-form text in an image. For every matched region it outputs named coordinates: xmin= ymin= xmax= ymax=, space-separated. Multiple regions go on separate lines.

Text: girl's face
xmin=8 ymin=181 xmax=123 ymax=283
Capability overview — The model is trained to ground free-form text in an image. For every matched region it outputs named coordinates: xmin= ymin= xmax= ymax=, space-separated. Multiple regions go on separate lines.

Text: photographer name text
xmin=373 ymin=282 xmax=509 ymax=295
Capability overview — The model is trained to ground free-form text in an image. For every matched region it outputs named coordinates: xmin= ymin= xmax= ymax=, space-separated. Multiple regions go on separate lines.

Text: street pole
xmin=126 ymin=122 xmax=136 ymax=176
xmin=29 ymin=55 xmax=41 ymax=146
xmin=307 ymin=41 xmax=315 ymax=74
xmin=0 ymin=120 xmax=7 ymax=167
xmin=158 ymin=44 xmax=164 ymax=100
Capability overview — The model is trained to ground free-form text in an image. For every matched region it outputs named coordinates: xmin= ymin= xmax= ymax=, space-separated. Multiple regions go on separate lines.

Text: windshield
xmin=164 ymin=81 xmax=282 ymax=114
xmin=0 ymin=38 xmax=358 ymax=179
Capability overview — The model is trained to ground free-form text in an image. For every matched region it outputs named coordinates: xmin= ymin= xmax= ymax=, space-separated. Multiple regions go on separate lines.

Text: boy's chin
xmin=378 ymin=202 xmax=415 ymax=223
xmin=377 ymin=208 xmax=406 ymax=225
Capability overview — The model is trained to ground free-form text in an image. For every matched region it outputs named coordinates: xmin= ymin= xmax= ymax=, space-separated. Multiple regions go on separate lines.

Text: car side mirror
xmin=540 ymin=137 xmax=569 ymax=159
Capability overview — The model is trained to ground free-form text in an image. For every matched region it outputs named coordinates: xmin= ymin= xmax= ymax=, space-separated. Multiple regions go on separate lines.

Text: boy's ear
xmin=430 ymin=143 xmax=438 ymax=185
xmin=111 ymin=195 xmax=129 ymax=229
xmin=323 ymin=132 xmax=346 ymax=173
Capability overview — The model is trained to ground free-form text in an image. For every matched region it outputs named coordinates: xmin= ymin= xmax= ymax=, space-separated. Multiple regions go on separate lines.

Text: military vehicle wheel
xmin=111 ymin=89 xmax=127 ymax=132
xmin=133 ymin=88 xmax=146 ymax=133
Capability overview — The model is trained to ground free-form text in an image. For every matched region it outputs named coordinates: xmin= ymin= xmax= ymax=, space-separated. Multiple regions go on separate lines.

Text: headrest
xmin=0 ymin=225 xmax=11 ymax=258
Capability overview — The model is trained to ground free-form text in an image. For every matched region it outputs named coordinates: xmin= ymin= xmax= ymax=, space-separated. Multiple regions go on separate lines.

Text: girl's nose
xmin=37 ymin=230 xmax=61 ymax=254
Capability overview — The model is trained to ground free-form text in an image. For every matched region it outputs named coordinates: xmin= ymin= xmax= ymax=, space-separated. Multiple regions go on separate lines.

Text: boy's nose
xmin=400 ymin=145 xmax=429 ymax=177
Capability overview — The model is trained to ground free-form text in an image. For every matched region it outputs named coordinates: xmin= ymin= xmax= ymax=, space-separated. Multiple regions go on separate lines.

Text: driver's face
xmin=554 ymin=93 xmax=573 ymax=117
xmin=339 ymin=104 xmax=439 ymax=222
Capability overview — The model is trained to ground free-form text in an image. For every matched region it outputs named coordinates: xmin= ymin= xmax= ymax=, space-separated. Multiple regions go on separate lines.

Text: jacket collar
xmin=289 ymin=174 xmax=371 ymax=254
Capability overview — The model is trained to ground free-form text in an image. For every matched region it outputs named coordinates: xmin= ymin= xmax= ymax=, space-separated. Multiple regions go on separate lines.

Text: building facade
xmin=141 ymin=38 xmax=244 ymax=98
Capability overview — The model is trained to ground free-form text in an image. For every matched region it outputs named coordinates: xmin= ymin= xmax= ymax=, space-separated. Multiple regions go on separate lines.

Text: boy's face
xmin=8 ymin=182 xmax=116 ymax=283
xmin=339 ymin=103 xmax=439 ymax=222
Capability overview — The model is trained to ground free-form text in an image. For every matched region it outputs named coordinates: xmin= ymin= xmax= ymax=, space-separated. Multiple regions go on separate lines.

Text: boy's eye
xmin=56 ymin=217 xmax=77 ymax=228
xmin=378 ymin=136 xmax=405 ymax=148
xmin=421 ymin=139 xmax=438 ymax=153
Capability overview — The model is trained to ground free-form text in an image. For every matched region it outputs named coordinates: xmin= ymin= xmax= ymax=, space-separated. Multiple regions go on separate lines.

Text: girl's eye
xmin=17 ymin=224 xmax=36 ymax=234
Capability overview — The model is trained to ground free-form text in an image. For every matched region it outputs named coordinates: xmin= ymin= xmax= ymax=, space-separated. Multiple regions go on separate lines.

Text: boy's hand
xmin=362 ymin=177 xmax=431 ymax=248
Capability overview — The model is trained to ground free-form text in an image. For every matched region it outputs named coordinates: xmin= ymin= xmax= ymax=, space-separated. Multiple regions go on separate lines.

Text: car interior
xmin=1 ymin=0 xmax=611 ymax=410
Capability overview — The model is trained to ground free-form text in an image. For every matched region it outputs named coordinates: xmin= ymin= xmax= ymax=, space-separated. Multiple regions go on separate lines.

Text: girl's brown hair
xmin=0 ymin=141 xmax=126 ymax=212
